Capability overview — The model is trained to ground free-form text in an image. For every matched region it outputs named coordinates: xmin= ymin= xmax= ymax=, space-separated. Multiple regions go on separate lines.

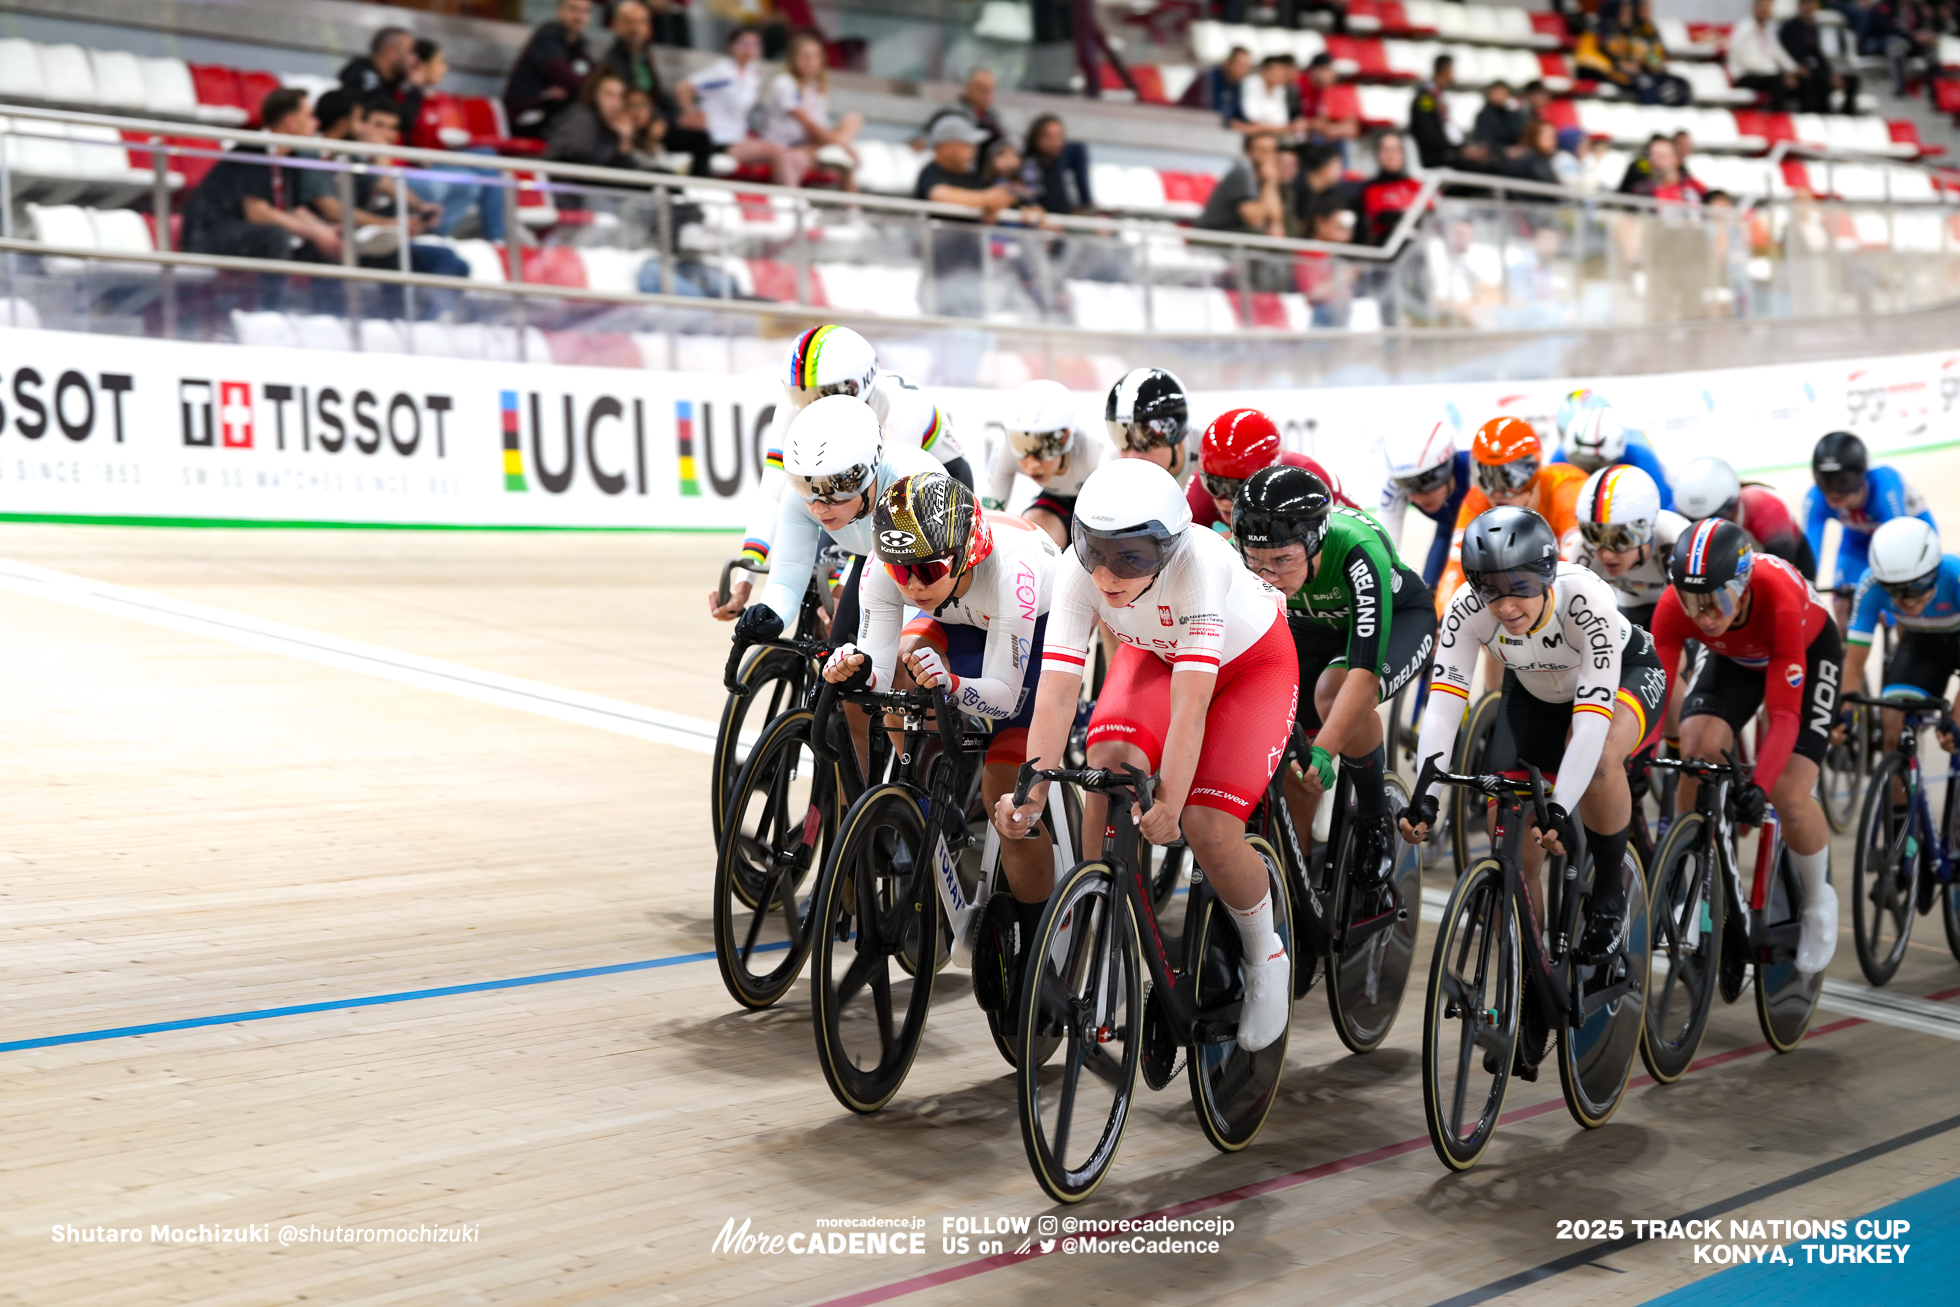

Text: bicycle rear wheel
xmin=810 ymin=785 xmax=941 ymax=1113
xmin=1448 ymin=693 xmax=1504 ymax=878
xmin=1755 ymin=845 xmax=1826 ymax=1053
xmin=1851 ymin=752 xmax=1916 ymax=987
xmin=713 ymin=708 xmax=833 ymax=1009
xmin=712 ymin=646 xmax=809 ymax=862
xmin=1640 ymin=811 xmax=1723 ymax=1084
xmin=1819 ymin=704 xmax=1868 ymax=834
xmin=1017 ymin=860 xmax=1142 ymax=1205
xmin=1944 ymin=881 xmax=1960 ymax=964
xmin=1187 ymin=837 xmax=1292 ymax=1153
xmin=1326 ymin=775 xmax=1421 ymax=1055
xmin=1558 ymin=846 xmax=1650 ymax=1128
xmin=1421 ymin=858 xmax=1520 ymax=1172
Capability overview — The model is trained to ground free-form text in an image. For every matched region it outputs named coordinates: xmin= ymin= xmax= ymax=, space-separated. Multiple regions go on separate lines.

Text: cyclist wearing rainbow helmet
xmin=1433 ymin=415 xmax=1589 ymax=615
xmin=1805 ymin=430 xmax=1935 ymax=625
xmin=1673 ymin=455 xmax=1816 ymax=581
xmin=993 ymin=457 xmax=1301 ymax=1051
xmin=981 ymin=378 xmax=1107 ymax=548
xmin=1378 ymin=415 xmax=1471 ymax=588
xmin=1572 ymin=463 xmax=1689 ymax=630
xmin=718 ymin=324 xmax=969 ymax=609
xmin=1551 ymin=398 xmax=1675 ymax=510
xmin=1192 ymin=407 xmax=1356 ymax=530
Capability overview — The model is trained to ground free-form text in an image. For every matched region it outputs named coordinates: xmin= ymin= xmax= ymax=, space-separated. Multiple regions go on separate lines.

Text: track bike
xmin=1818 ymin=584 xmax=1884 ymax=834
xmin=1844 ymin=692 xmax=1960 ymax=985
xmin=1008 ymin=761 xmax=1291 ymax=1203
xmin=806 ymin=678 xmax=1082 ymax=1113
xmin=1638 ymin=752 xmax=1827 ymax=1083
xmin=1416 ymin=755 xmax=1651 ymax=1171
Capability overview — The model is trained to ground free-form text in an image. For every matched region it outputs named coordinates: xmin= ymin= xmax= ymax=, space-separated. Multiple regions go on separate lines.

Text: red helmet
xmin=1200 ymin=408 xmax=1282 ymax=497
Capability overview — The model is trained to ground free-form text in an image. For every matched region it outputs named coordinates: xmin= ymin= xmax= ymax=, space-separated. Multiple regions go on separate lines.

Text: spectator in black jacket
xmin=179 ymin=87 xmax=342 ymax=304
xmin=1358 ymin=131 xmax=1422 ymax=246
xmin=647 ymin=0 xmax=692 ymax=48
xmin=1472 ymin=81 xmax=1525 ymax=152
xmin=1021 ymin=113 xmax=1093 ymax=214
xmin=338 ymin=26 xmax=421 ymax=133
xmin=506 ymin=0 xmax=598 ymax=138
xmin=1410 ymin=54 xmax=1488 ymax=169
xmin=1781 ymin=0 xmax=1861 ymax=113
xmin=600 ymin=0 xmax=712 ymax=173
xmin=546 ymin=69 xmax=639 ymax=171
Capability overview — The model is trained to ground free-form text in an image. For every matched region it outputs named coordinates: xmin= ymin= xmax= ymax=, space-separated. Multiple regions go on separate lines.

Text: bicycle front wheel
xmin=1944 ymin=880 xmax=1960 ymax=964
xmin=1448 ymin=693 xmax=1504 ymax=879
xmin=1187 ymin=837 xmax=1292 ymax=1154
xmin=1326 ymin=775 xmax=1421 ymax=1055
xmin=810 ymin=784 xmax=941 ymax=1114
xmin=1756 ymin=845 xmax=1826 ymax=1053
xmin=712 ymin=646 xmax=809 ymax=861
xmin=1851 ymin=751 xmax=1916 ymax=987
xmin=1819 ymin=704 xmax=1868 ymax=834
xmin=1558 ymin=845 xmax=1650 ymax=1129
xmin=1640 ymin=811 xmax=1723 ymax=1084
xmin=1422 ymin=858 xmax=1520 ymax=1172
xmin=1017 ymin=861 xmax=1142 ymax=1205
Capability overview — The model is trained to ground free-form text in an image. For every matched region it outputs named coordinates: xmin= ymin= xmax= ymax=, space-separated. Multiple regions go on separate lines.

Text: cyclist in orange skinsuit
xmin=1434 ymin=416 xmax=1590 ymax=616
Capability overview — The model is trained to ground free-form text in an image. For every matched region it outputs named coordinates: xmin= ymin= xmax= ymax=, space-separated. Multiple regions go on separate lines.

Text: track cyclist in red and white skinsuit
xmin=993 ymin=458 xmax=1301 ymax=1051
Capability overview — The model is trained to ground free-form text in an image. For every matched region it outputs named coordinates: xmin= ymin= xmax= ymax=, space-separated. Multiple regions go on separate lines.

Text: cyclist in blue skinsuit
xmin=1806 ymin=430 xmax=1935 ymax=627
xmin=1378 ymin=417 xmax=1471 ymax=588
xmin=1548 ymin=393 xmax=1674 ymax=511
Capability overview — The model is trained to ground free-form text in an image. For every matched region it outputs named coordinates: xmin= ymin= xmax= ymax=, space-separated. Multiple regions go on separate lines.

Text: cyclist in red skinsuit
xmin=1732 ymin=485 xmax=1814 ymax=579
xmin=1188 ymin=445 xmax=1357 ymax=530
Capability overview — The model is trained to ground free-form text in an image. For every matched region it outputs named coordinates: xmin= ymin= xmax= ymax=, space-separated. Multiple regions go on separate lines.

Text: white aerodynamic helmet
xmin=1869 ymin=517 xmax=1942 ymax=589
xmin=1555 ymin=387 xmax=1599 ymax=442
xmin=1004 ymin=379 xmax=1078 ymax=461
xmin=1564 ymin=404 xmax=1628 ymax=473
xmin=782 ymin=324 xmax=878 ymax=410
xmin=1673 ymin=456 xmax=1743 ymax=521
xmin=783 ymin=394 xmax=882 ymax=511
xmin=1385 ymin=418 xmax=1458 ymax=496
xmin=1071 ymin=458 xmax=1193 ymax=580
xmin=1577 ymin=463 xmax=1662 ymax=553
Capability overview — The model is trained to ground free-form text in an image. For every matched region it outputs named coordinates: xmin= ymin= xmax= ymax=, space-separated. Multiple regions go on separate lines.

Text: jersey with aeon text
xmin=856 ymin=513 xmax=1058 ymax=720
xmin=1043 ymin=525 xmax=1283 ymax=677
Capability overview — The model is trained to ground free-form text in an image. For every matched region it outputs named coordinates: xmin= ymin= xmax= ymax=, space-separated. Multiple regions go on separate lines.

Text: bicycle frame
xmin=1263 ymin=727 xmax=1407 ymax=964
xmin=1646 ymin=754 xmax=1796 ymax=966
xmin=1847 ymin=692 xmax=1960 ymax=894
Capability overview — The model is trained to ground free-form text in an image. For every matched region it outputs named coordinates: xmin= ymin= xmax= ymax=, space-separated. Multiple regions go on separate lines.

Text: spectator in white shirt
xmin=759 ymin=30 xmax=863 ymax=188
xmin=1232 ymin=54 xmax=1307 ymax=141
xmin=676 ymin=25 xmax=783 ymax=175
xmin=1727 ymin=0 xmax=1804 ymax=111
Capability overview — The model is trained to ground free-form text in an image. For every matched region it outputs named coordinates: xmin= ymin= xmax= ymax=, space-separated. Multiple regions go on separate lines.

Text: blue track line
xmin=0 ymin=941 xmax=791 ymax=1054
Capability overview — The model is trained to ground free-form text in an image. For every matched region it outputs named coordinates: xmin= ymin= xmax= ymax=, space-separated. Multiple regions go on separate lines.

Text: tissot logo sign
xmin=179 ymin=379 xmax=455 ymax=457
xmin=0 ymin=367 xmax=135 ymax=442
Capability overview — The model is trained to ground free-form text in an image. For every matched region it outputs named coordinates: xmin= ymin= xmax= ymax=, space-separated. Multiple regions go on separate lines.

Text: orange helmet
xmin=1471 ymin=416 xmax=1541 ymax=496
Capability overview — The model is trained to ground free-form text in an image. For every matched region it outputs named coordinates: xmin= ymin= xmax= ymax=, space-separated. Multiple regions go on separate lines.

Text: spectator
xmin=1627 ymin=0 xmax=1692 ymax=105
xmin=1729 ymin=0 xmax=1805 ymax=110
xmin=1673 ymin=129 xmax=1700 ymax=187
xmin=1505 ymin=118 xmax=1567 ymax=186
xmin=759 ymin=30 xmax=863 ymax=188
xmin=1575 ymin=134 xmax=1619 ymax=192
xmin=603 ymin=0 xmax=713 ymax=174
xmin=1621 ymin=134 xmax=1705 ymax=202
xmin=1519 ymin=79 xmax=1555 ymax=128
xmin=1782 ymin=0 xmax=1862 ymax=113
xmin=1181 ymin=45 xmax=1253 ymax=123
xmin=1473 ymin=81 xmax=1526 ymax=152
xmin=1297 ymin=141 xmax=1349 ymax=219
xmin=1299 ymin=54 xmax=1359 ymax=145
xmin=1235 ymin=53 xmax=1305 ymax=140
xmin=1300 ymin=190 xmax=1357 ymax=326
xmin=329 ymin=96 xmax=471 ymax=280
xmin=402 ymin=39 xmax=445 ymax=150
xmin=180 ymin=87 xmax=341 ymax=294
xmin=675 ymin=26 xmax=782 ymax=177
xmin=1411 ymin=54 xmax=1479 ymax=169
xmin=396 ymin=40 xmax=509 ymax=245
xmin=623 ymin=87 xmax=671 ymax=167
xmin=545 ymin=67 xmax=640 ymax=170
xmin=982 ymin=136 xmax=1035 ymax=204
xmin=922 ymin=68 xmax=1006 ymax=146
xmin=647 ymin=0 xmax=692 ymax=48
xmin=505 ymin=0 xmax=598 ymax=138
xmin=1853 ymin=0 xmax=1938 ymax=98
xmin=1358 ymin=131 xmax=1421 ymax=246
xmin=339 ymin=26 xmax=420 ymax=130
xmin=1020 ymin=113 xmax=1093 ymax=214
xmin=913 ymin=114 xmax=1034 ymax=317
xmin=1196 ymin=133 xmax=1287 ymax=237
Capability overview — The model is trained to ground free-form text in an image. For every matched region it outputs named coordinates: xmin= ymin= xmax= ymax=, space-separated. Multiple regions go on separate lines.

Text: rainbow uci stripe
xmin=500 ymin=390 xmax=526 ymax=492
xmin=675 ymin=400 xmax=701 ymax=497
xmin=789 ymin=325 xmax=833 ymax=388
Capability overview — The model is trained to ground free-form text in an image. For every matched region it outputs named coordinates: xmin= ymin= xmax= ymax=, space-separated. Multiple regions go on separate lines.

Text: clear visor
xmin=788 ymin=463 xmax=872 ymax=505
xmin=1581 ymin=521 xmax=1648 ymax=554
xmin=1107 ymin=414 xmax=1184 ymax=453
xmin=1073 ymin=522 xmax=1182 ymax=581
xmin=1391 ymin=463 xmax=1454 ymax=496
xmin=1473 ymin=457 xmax=1539 ymax=496
xmin=1467 ymin=567 xmax=1553 ymax=604
xmin=1677 ymin=575 xmax=1749 ymax=619
xmin=1008 ymin=427 xmax=1071 ymax=461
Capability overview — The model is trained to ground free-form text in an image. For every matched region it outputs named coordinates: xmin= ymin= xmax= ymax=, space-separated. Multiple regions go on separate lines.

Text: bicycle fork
xmin=937 ymin=783 xmax=1075 ymax=969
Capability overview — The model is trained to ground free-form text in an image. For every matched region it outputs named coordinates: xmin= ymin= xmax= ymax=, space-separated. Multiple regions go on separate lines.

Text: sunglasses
xmin=1008 ymin=429 xmax=1070 ymax=461
xmin=1200 ymin=471 xmax=1245 ymax=500
xmin=1107 ymin=415 xmax=1184 ymax=452
xmin=1677 ymin=578 xmax=1747 ymax=619
xmin=885 ymin=558 xmax=955 ymax=588
xmin=1815 ymin=469 xmax=1863 ymax=497
xmin=788 ymin=463 xmax=872 ymax=505
xmin=1392 ymin=464 xmax=1455 ymax=496
xmin=1881 ymin=572 xmax=1940 ymax=603
xmin=1581 ymin=521 xmax=1647 ymax=553
xmin=1474 ymin=457 xmax=1539 ymax=496
xmin=1467 ymin=568 xmax=1552 ymax=603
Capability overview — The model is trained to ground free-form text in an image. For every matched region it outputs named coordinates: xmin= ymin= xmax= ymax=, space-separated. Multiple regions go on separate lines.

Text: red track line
xmin=808 ymin=983 xmax=1960 ymax=1307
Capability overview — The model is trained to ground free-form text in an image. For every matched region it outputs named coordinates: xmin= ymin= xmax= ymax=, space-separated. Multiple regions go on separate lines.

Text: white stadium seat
xmin=1887 ymin=166 xmax=1936 ymax=203
xmin=88 ymin=207 xmax=153 ymax=253
xmin=0 ymin=39 xmax=47 ymax=99
xmin=141 ymin=57 xmax=200 ymax=116
xmin=1358 ymin=84 xmax=1413 ymax=125
xmin=1188 ymin=21 xmax=1232 ymax=67
xmin=39 ymin=44 xmax=99 ymax=106
xmin=24 ymin=202 xmax=94 ymax=247
xmin=88 ymin=49 xmax=146 ymax=109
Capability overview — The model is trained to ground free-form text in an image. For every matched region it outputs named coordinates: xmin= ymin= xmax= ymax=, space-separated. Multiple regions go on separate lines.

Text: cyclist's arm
xmin=1322 ymin=535 xmax=1392 ymax=756
xmin=757 ymin=492 xmax=822 ymax=622
xmin=1752 ymin=588 xmax=1815 ymax=792
xmin=1802 ymin=486 xmax=1831 ymax=585
xmin=1015 ymin=564 xmax=1101 ymax=799
xmin=1552 ymin=586 xmax=1622 ymax=813
xmin=857 ymin=566 xmax=905 ymax=691
xmin=1868 ymin=465 xmax=1932 ymax=529
xmin=982 ymin=438 xmax=1018 ymax=511
xmin=955 ymin=568 xmax=1042 ymax=720
xmin=1841 ymin=575 xmax=1886 ymax=695
xmin=739 ymin=412 xmax=793 ymax=567
xmin=1375 ymin=483 xmax=1410 ymax=561
xmin=1412 ymin=589 xmax=1484 ymax=772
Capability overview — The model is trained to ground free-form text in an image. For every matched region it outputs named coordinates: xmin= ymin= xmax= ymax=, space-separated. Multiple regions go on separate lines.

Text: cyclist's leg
xmin=1879 ymin=631 xmax=1953 ymax=804
xmin=980 ymin=619 xmax=1055 ymax=907
xmin=1485 ymin=675 xmax=1573 ymax=930
xmin=832 ymin=554 xmax=873 ymax=770
xmin=1781 ymin=622 xmax=1843 ymax=971
xmin=1081 ymin=642 xmax=1170 ymax=862
xmin=1675 ymin=644 xmax=1749 ymax=816
xmin=1281 ymin=616 xmax=1344 ymax=853
xmin=1832 ymin=535 xmax=1871 ymax=632
xmin=1576 ymin=633 xmax=1666 ymax=955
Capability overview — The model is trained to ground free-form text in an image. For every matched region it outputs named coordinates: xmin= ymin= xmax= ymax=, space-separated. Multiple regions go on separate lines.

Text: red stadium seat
xmin=1733 ymin=109 xmax=1795 ymax=144
xmin=1375 ymin=2 xmax=1415 ymax=36
xmin=1346 ymin=0 xmax=1383 ymax=32
xmin=1529 ymin=13 xmax=1573 ymax=47
xmin=1887 ymin=119 xmax=1924 ymax=153
xmin=1319 ymin=82 xmax=1362 ymax=124
xmin=188 ymin=63 xmax=245 ymax=116
xmin=1686 ymin=23 xmax=1732 ymax=50
xmin=1324 ymin=36 xmax=1393 ymax=80
xmin=451 ymin=95 xmax=546 ymax=156
xmin=239 ymin=70 xmax=281 ymax=126
xmin=121 ymin=131 xmax=220 ymax=190
xmin=1936 ymin=78 xmax=1960 ymax=117
xmin=1780 ymin=158 xmax=1818 ymax=194
xmin=1242 ymin=291 xmax=1290 ymax=328
xmin=746 ymin=258 xmax=802 ymax=303
xmin=1539 ymin=98 xmax=1580 ymax=131
xmin=1129 ymin=64 xmax=1169 ymax=104
xmin=1537 ymin=53 xmax=1573 ymax=81
xmin=517 ymin=246 xmax=586 ymax=287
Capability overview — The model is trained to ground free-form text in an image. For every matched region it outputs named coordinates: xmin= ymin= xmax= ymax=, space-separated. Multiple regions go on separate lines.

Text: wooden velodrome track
xmin=5 ymin=453 xmax=1960 ymax=1306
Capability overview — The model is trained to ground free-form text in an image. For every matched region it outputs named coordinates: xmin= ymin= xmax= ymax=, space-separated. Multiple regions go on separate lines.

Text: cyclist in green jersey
xmin=1233 ymin=464 xmax=1437 ymax=882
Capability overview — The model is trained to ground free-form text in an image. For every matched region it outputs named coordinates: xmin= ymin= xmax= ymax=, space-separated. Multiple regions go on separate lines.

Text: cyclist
xmin=1401 ymin=508 xmax=1666 ymax=998
xmin=1433 ymin=415 xmax=1590 ymax=615
xmin=1191 ymin=407 xmax=1356 ymax=530
xmin=993 ymin=457 xmax=1301 ymax=1051
xmin=1105 ymin=366 xmax=1196 ymax=486
xmin=1378 ymin=417 xmax=1471 ymax=590
xmin=1651 ymin=518 xmax=1842 ymax=976
xmin=980 ymin=378 xmax=1105 ymax=549
xmin=1805 ymin=431 xmax=1934 ymax=627
xmin=1234 ymin=465 xmax=1436 ymax=881
xmin=714 ymin=324 xmax=969 ymax=602
xmin=823 ymin=470 xmax=1061 ymax=969
xmin=1552 ymin=401 xmax=1674 ymax=510
xmin=1841 ymin=517 xmax=1960 ymax=767
xmin=1572 ymin=464 xmax=1688 ymax=630
xmin=1673 ymin=455 xmax=1816 ymax=581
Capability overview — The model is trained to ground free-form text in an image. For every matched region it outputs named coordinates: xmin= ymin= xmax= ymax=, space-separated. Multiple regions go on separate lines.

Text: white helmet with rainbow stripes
xmin=782 ymin=325 xmax=878 ymax=410
xmin=1577 ymin=463 xmax=1662 ymax=555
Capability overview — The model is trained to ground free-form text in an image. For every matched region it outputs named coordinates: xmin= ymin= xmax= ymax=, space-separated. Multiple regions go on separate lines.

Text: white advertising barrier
xmin=2 ymin=325 xmax=1958 ymax=529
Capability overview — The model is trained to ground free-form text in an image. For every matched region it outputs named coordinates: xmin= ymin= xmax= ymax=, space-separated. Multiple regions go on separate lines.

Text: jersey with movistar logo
xmin=1848 ymin=553 xmax=1960 ymax=645
xmin=1283 ymin=507 xmax=1422 ymax=675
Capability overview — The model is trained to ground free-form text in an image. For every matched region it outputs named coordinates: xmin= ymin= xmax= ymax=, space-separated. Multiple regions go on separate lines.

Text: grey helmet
xmin=1460 ymin=506 xmax=1559 ymax=601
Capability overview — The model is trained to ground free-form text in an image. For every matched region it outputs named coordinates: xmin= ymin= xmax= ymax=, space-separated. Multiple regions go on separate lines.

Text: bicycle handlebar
xmin=1013 ymin=760 xmax=1156 ymax=814
xmin=1842 ymin=691 xmax=1950 ymax=715
xmin=809 ymin=679 xmax=970 ymax=766
xmin=717 ymin=557 xmax=767 ymax=609
xmin=1411 ymin=751 xmax=1550 ymax=808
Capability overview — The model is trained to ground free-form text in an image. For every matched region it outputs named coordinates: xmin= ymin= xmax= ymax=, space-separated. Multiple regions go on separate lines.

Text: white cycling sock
xmin=1792 ymin=845 xmax=1830 ymax=908
xmin=1228 ymin=892 xmax=1283 ymax=962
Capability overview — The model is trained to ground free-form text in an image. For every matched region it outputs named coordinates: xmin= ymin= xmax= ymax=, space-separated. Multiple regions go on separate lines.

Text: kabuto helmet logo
xmin=879 ymin=529 xmax=918 ymax=551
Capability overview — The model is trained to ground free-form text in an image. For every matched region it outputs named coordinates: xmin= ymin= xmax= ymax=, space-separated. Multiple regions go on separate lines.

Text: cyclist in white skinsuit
xmin=982 ymin=379 xmax=1108 ymax=549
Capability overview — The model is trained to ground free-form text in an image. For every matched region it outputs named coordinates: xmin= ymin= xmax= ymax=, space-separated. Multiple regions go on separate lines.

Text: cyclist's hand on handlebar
xmin=1732 ymin=781 xmax=1768 ymax=826
xmin=732 ymin=603 xmax=783 ymax=646
xmin=710 ymin=577 xmax=752 ymax=621
xmin=1940 ymin=717 xmax=1960 ymax=753
xmin=822 ymin=644 xmax=874 ymax=688
xmin=1400 ymin=793 xmax=1438 ymax=846
xmin=1535 ymin=801 xmax=1578 ymax=858
xmin=1136 ymin=794 xmax=1181 ymax=846
xmin=903 ymin=646 xmax=956 ymax=693
xmin=994 ymin=790 xmax=1044 ymax=840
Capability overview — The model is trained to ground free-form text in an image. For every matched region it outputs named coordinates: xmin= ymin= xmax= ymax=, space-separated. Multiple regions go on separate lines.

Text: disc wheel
xmin=1558 ymin=845 xmax=1650 ymax=1128
xmin=1819 ymin=703 xmax=1868 ymax=834
xmin=1187 ymin=837 xmax=1292 ymax=1153
xmin=1017 ymin=861 xmax=1141 ymax=1205
xmin=1640 ymin=811 xmax=1723 ymax=1084
xmin=712 ymin=646 xmax=810 ymax=864
xmin=1851 ymin=752 xmax=1917 ymax=987
xmin=810 ymin=785 xmax=941 ymax=1113
xmin=1421 ymin=858 xmax=1520 ymax=1172
xmin=713 ymin=707 xmax=834 ymax=1009
xmin=1326 ymin=776 xmax=1421 ymax=1055
xmin=1448 ymin=693 xmax=1504 ymax=878
xmin=1755 ymin=845 xmax=1825 ymax=1053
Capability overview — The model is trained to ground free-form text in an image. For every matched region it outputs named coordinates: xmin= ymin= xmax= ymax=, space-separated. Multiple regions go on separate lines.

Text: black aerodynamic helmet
xmin=1811 ymin=431 xmax=1867 ymax=496
xmin=1232 ymin=465 xmax=1333 ymax=564
xmin=1104 ymin=367 xmax=1189 ymax=453
xmin=1669 ymin=516 xmax=1755 ymax=619
xmin=1460 ymin=506 xmax=1559 ymax=602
